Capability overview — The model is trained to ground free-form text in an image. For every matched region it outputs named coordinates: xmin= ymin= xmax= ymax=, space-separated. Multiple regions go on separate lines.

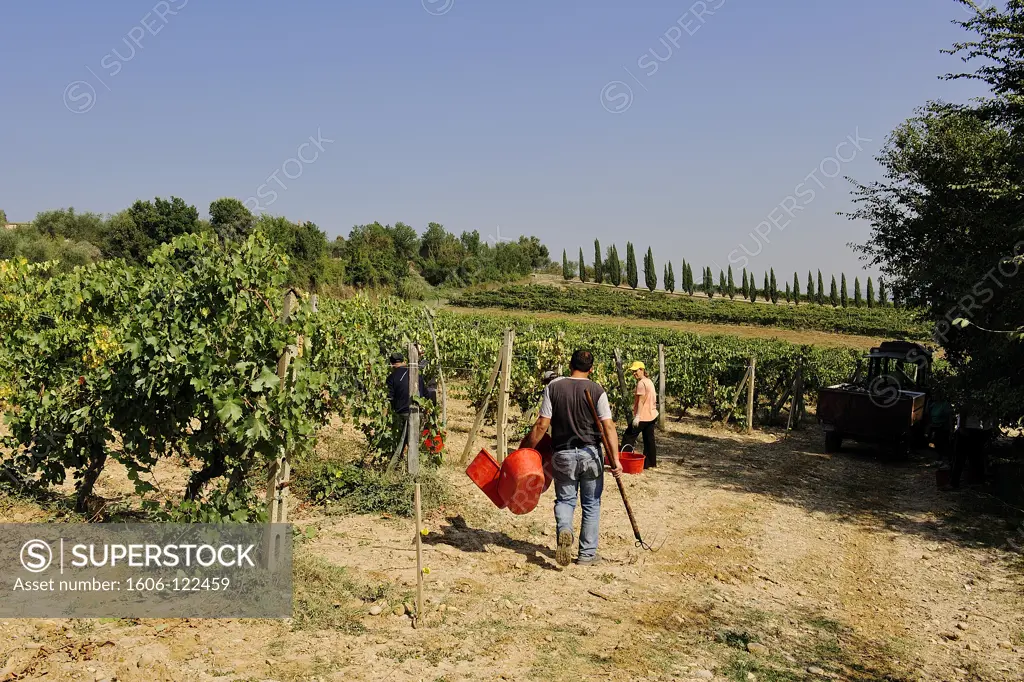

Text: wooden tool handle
xmin=584 ymin=389 xmax=642 ymax=543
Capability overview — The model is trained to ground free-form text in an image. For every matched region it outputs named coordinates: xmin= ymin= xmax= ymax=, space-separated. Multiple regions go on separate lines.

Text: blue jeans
xmin=551 ymin=446 xmax=604 ymax=559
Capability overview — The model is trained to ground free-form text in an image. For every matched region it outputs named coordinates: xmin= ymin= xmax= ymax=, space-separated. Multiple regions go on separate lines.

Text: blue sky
xmin=0 ymin=0 xmax=990 ymax=282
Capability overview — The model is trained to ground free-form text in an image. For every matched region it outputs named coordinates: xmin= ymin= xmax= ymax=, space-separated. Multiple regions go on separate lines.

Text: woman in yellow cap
xmin=622 ymin=360 xmax=658 ymax=469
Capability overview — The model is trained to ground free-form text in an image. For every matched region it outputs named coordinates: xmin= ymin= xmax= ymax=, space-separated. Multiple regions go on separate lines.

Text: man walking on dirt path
xmin=621 ymin=360 xmax=658 ymax=469
xmin=523 ymin=350 xmax=622 ymax=566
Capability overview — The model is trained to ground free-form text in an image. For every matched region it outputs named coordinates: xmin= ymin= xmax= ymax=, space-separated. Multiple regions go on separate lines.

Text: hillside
xmin=452 ymin=280 xmax=930 ymax=340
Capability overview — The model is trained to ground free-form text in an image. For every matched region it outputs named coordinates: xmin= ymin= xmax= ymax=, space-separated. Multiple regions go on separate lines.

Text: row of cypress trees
xmin=561 ymin=241 xmax=895 ymax=308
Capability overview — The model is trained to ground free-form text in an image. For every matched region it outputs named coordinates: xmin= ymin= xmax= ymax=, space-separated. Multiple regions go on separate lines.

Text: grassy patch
xmin=293 ymin=457 xmax=448 ymax=517
xmin=291 ymin=553 xmax=406 ymax=633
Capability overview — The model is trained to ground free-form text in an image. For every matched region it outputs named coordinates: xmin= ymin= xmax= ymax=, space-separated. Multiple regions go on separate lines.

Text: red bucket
xmin=607 ymin=446 xmax=645 ymax=475
xmin=619 ymin=450 xmax=645 ymax=475
xmin=466 ymin=449 xmax=506 ymax=508
xmin=497 ymin=448 xmax=546 ymax=515
xmin=520 ymin=433 xmax=554 ymax=492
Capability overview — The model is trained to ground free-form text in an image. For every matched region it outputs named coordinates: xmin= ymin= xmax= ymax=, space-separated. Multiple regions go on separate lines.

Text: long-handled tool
xmin=584 ymin=389 xmax=656 ymax=552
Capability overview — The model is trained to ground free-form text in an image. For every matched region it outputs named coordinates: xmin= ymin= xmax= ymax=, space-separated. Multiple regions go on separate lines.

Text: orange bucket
xmin=466 ymin=449 xmax=506 ymax=508
xmin=497 ymin=448 xmax=546 ymax=515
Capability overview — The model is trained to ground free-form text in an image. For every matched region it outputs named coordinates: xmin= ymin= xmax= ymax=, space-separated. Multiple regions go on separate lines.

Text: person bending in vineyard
xmin=522 ymin=350 xmax=622 ymax=566
xmin=386 ymin=351 xmax=432 ymax=458
xmin=621 ymin=361 xmax=658 ymax=469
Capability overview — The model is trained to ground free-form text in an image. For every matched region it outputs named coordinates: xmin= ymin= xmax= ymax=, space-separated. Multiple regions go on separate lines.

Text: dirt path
xmin=445 ymin=306 xmax=887 ymax=351
xmin=1 ymin=398 xmax=1021 ymax=681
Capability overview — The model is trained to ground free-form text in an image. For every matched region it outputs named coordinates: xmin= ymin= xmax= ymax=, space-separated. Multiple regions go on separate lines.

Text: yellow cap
xmin=627 ymin=361 xmax=645 ymax=372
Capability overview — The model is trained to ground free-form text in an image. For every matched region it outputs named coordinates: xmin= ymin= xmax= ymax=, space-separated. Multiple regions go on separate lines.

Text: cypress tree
xmin=785 ymin=282 xmax=791 ymax=303
xmin=607 ymin=245 xmax=622 ymax=286
xmin=750 ymin=274 xmax=758 ymax=303
xmin=741 ymin=268 xmax=749 ymax=298
xmin=687 ymin=263 xmax=695 ymax=295
xmin=793 ymin=272 xmax=800 ymax=305
xmin=866 ymin=277 xmax=875 ymax=308
xmin=770 ymin=268 xmax=778 ymax=304
xmin=593 ymin=240 xmax=603 ymax=284
xmin=665 ymin=261 xmax=675 ymax=293
xmin=645 ymin=247 xmax=657 ymax=292
xmin=878 ymin=277 xmax=888 ymax=306
xmin=626 ymin=242 xmax=638 ymax=289
xmin=704 ymin=267 xmax=714 ymax=299
xmin=893 ymin=287 xmax=902 ymax=308
xmin=579 ymin=248 xmax=587 ymax=283
xmin=829 ymin=275 xmax=838 ymax=307
xmin=817 ymin=271 xmax=825 ymax=305
xmin=840 ymin=273 xmax=848 ymax=308
xmin=719 ymin=270 xmax=726 ymax=297
xmin=727 ymin=265 xmax=735 ymax=298
xmin=680 ymin=260 xmax=689 ymax=293
xmin=562 ymin=250 xmax=570 ymax=280
xmin=854 ymin=276 xmax=862 ymax=307
xmin=807 ymin=270 xmax=814 ymax=304
xmin=763 ymin=272 xmax=770 ymax=302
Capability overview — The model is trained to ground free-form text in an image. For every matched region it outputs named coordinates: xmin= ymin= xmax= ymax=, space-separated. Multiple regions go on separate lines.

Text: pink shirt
xmin=635 ymin=377 xmax=657 ymax=422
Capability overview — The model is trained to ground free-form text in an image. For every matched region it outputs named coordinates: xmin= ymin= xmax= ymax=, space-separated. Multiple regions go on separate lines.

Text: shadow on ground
xmin=423 ymin=514 xmax=559 ymax=569
xmin=652 ymin=415 xmax=1022 ymax=552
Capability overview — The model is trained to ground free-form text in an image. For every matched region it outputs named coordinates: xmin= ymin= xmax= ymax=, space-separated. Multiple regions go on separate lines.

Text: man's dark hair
xmin=389 ymin=352 xmax=405 ymax=365
xmin=569 ymin=350 xmax=594 ymax=372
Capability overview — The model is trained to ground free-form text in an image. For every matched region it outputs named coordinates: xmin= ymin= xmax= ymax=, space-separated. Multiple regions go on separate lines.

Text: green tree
xmin=105 ymin=196 xmax=200 ymax=265
xmin=0 ymin=208 xmax=6 ymax=224
xmin=626 ymin=242 xmax=638 ymax=289
xmin=817 ymin=271 xmax=825 ymax=305
xmin=829 ymin=275 xmax=839 ymax=307
xmin=209 ymin=198 xmax=255 ymax=242
xmin=593 ymin=240 xmax=603 ymax=284
xmin=579 ymin=248 xmax=587 ymax=283
xmin=785 ymin=282 xmax=791 ymax=303
xmin=727 ymin=265 xmax=735 ymax=298
xmin=741 ymin=268 xmax=749 ymax=298
xmin=685 ymin=262 xmax=694 ymax=294
xmin=718 ymin=270 xmax=726 ymax=296
xmin=769 ymin=268 xmax=778 ymax=304
xmin=749 ymin=274 xmax=758 ymax=303
xmin=878 ymin=276 xmax=888 ymax=306
xmin=807 ymin=270 xmax=814 ymax=304
xmin=840 ymin=273 xmax=848 ymax=308
xmin=33 ymin=207 xmax=108 ymax=245
xmin=854 ymin=276 xmax=862 ymax=307
xmin=763 ymin=272 xmax=770 ymax=302
xmin=606 ymin=245 xmax=622 ymax=286
xmin=645 ymin=247 xmax=657 ymax=291
xmin=562 ymin=250 xmax=570 ymax=280
xmin=664 ymin=261 xmax=675 ymax=293
xmin=866 ymin=277 xmax=875 ymax=308
xmin=793 ymin=272 xmax=801 ymax=305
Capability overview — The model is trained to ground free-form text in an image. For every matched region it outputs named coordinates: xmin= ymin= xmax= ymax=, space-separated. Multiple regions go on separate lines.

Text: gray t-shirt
xmin=539 ymin=377 xmax=612 ymax=451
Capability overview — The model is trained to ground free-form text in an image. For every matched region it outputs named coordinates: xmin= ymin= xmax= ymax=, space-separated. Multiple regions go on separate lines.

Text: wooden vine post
xmin=786 ymin=358 xmax=805 ymax=431
xmin=745 ymin=357 xmax=756 ymax=434
xmin=495 ymin=329 xmax=515 ymax=463
xmin=657 ymin=344 xmax=666 ymax=430
xmin=460 ymin=329 xmax=515 ymax=465
xmin=265 ymin=289 xmax=299 ymax=570
xmin=614 ymin=349 xmax=632 ymax=423
xmin=408 ymin=342 xmax=424 ymax=627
